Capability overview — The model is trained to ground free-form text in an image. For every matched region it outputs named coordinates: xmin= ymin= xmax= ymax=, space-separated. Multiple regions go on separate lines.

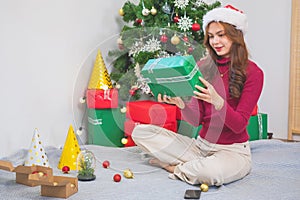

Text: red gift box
xmin=86 ymin=89 xmax=118 ymax=109
xmin=124 ymin=119 xmax=177 ymax=135
xmin=251 ymin=104 xmax=258 ymax=116
xmin=123 ymin=119 xmax=178 ymax=147
xmin=123 ymin=136 xmax=135 ymax=147
xmin=126 ymin=100 xmax=177 ymax=125
xmin=176 ymin=104 xmax=258 ymax=118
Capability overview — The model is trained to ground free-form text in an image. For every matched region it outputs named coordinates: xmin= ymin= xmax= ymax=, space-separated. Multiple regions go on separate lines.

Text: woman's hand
xmin=194 ymin=77 xmax=224 ymax=110
xmin=157 ymin=94 xmax=185 ymax=109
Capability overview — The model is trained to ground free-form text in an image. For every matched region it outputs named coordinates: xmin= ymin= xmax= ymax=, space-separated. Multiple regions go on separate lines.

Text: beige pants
xmin=132 ymin=124 xmax=252 ymax=186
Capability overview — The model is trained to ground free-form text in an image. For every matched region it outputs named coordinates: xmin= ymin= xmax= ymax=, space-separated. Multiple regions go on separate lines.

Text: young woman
xmin=132 ymin=5 xmax=264 ymax=186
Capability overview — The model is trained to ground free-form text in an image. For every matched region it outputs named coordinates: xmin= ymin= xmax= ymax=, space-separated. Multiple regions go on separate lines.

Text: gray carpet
xmin=1 ymin=139 xmax=300 ymax=200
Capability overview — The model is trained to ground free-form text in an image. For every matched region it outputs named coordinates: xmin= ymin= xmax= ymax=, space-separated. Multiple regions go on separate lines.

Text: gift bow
xmin=224 ymin=5 xmax=244 ymax=13
xmin=96 ymin=89 xmax=112 ymax=100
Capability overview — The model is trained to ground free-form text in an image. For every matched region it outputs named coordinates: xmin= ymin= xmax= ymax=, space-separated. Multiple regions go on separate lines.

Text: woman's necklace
xmin=217 ymin=59 xmax=230 ymax=77
xmin=220 ymin=69 xmax=229 ymax=77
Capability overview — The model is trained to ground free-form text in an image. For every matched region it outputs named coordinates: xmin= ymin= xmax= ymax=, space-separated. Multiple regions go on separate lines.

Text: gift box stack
xmin=139 ymin=55 xmax=202 ymax=140
xmin=247 ymin=105 xmax=268 ymax=141
xmin=124 ymin=100 xmax=178 ymax=147
xmin=86 ymin=50 xmax=125 ymax=147
xmin=85 ymin=52 xmax=268 ymax=147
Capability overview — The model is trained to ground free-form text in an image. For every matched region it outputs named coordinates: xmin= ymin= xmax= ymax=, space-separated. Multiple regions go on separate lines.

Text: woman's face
xmin=207 ymin=22 xmax=233 ymax=58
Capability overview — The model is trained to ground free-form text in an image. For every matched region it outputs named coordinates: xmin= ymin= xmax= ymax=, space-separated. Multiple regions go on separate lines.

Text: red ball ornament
xmin=129 ymin=89 xmax=136 ymax=96
xmin=62 ymin=166 xmax=70 ymax=174
xmin=192 ymin=22 xmax=201 ymax=31
xmin=118 ymin=44 xmax=124 ymax=50
xmin=102 ymin=160 xmax=110 ymax=168
xmin=135 ymin=18 xmax=142 ymax=25
xmin=173 ymin=15 xmax=180 ymax=23
xmin=183 ymin=35 xmax=189 ymax=42
xmin=113 ymin=174 xmax=122 ymax=182
xmin=188 ymin=46 xmax=194 ymax=53
xmin=160 ymin=34 xmax=168 ymax=43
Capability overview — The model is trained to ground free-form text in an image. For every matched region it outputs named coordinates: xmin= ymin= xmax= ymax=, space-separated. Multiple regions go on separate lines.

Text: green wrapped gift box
xmin=177 ymin=120 xmax=202 ymax=139
xmin=141 ymin=55 xmax=204 ymax=98
xmin=87 ymin=108 xmax=125 ymax=147
xmin=247 ymin=113 xmax=268 ymax=141
xmin=177 ymin=113 xmax=268 ymax=141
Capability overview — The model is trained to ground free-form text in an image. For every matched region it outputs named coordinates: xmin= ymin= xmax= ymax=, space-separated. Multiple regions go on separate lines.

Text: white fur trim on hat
xmin=202 ymin=5 xmax=248 ymax=34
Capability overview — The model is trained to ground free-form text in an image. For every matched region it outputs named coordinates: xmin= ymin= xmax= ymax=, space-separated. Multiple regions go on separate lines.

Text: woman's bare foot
xmin=149 ymin=158 xmax=168 ymax=168
xmin=149 ymin=158 xmax=175 ymax=173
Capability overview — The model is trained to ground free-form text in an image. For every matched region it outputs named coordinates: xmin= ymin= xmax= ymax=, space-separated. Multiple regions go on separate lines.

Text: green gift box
xmin=177 ymin=120 xmax=202 ymax=139
xmin=177 ymin=113 xmax=268 ymax=141
xmin=87 ymin=108 xmax=125 ymax=147
xmin=247 ymin=113 xmax=268 ymax=141
xmin=141 ymin=55 xmax=204 ymax=98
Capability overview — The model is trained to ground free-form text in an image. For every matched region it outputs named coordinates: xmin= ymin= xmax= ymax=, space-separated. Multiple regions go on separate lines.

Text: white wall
xmin=0 ymin=0 xmax=293 ymax=157
xmin=0 ymin=0 xmax=129 ymax=157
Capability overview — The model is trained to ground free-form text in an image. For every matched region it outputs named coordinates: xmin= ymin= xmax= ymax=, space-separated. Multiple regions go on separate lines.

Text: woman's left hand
xmin=193 ymin=77 xmax=224 ymax=110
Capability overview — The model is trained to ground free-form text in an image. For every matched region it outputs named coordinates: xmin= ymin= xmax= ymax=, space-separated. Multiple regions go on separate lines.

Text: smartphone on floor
xmin=184 ymin=189 xmax=201 ymax=199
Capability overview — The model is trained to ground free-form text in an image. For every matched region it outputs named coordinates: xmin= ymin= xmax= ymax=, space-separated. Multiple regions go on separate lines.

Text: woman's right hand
xmin=157 ymin=94 xmax=185 ymax=109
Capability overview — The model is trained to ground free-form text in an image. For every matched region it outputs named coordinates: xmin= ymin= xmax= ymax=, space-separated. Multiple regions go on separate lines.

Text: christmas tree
xmin=109 ymin=0 xmax=221 ymax=103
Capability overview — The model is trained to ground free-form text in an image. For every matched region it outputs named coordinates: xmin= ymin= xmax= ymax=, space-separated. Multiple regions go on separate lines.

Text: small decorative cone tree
xmin=88 ymin=49 xmax=113 ymax=90
xmin=57 ymin=125 xmax=81 ymax=170
xmin=24 ymin=128 xmax=50 ymax=167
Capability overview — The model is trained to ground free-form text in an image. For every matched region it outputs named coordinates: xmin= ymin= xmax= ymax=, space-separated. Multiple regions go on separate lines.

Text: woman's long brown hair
xmin=202 ymin=21 xmax=248 ymax=99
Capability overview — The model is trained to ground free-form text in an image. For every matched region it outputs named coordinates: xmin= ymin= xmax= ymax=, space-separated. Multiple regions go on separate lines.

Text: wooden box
xmin=13 ymin=165 xmax=53 ymax=187
xmin=41 ymin=176 xmax=78 ymax=198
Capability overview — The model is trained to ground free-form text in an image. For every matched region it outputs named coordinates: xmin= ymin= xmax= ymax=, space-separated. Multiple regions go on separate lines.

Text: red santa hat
xmin=202 ymin=5 xmax=248 ymax=35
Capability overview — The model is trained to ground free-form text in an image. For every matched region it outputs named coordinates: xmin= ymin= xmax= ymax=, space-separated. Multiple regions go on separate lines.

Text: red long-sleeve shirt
xmin=181 ymin=58 xmax=264 ymax=144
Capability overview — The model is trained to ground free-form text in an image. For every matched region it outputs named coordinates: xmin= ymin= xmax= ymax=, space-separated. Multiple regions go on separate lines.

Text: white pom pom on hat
xmin=202 ymin=4 xmax=248 ymax=34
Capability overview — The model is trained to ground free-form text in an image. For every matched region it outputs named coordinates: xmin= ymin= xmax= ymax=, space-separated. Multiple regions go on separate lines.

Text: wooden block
xmin=41 ymin=176 xmax=78 ymax=198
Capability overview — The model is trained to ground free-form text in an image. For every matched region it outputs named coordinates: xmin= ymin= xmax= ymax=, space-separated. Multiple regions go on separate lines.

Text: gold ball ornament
xmin=123 ymin=169 xmax=134 ymax=179
xmin=121 ymin=137 xmax=128 ymax=145
xmin=79 ymin=97 xmax=86 ymax=104
xmin=171 ymin=35 xmax=180 ymax=45
xmin=200 ymin=183 xmax=209 ymax=192
xmin=119 ymin=8 xmax=124 ymax=16
xmin=120 ymin=107 xmax=127 ymax=113
xmin=38 ymin=172 xmax=44 ymax=177
xmin=150 ymin=6 xmax=157 ymax=15
xmin=76 ymin=128 xmax=83 ymax=136
xmin=115 ymin=83 xmax=121 ymax=89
